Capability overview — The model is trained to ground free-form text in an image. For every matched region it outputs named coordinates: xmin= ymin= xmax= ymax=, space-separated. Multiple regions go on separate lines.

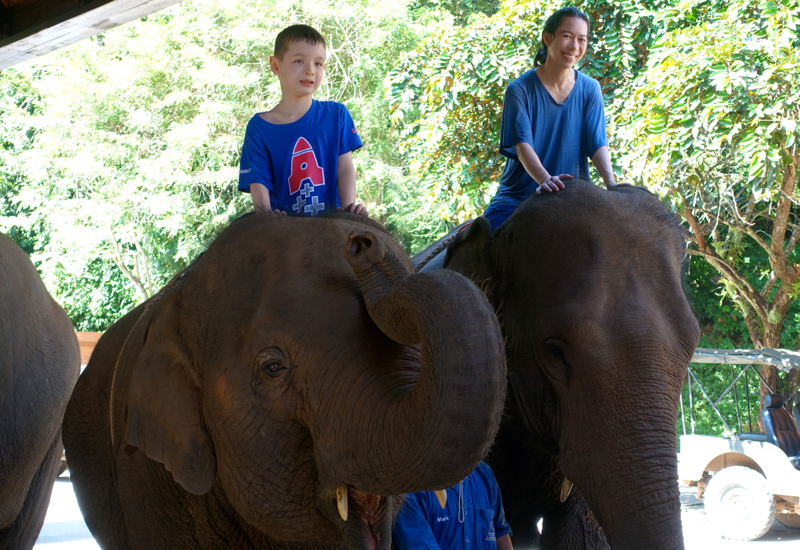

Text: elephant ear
xmin=124 ymin=305 xmax=216 ymax=496
xmin=443 ymin=216 xmax=493 ymax=284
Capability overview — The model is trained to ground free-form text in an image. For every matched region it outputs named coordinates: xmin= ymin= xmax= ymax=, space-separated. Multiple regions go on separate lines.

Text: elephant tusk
xmin=435 ymin=489 xmax=447 ymax=509
xmin=560 ymin=478 xmax=574 ymax=503
xmin=336 ymin=486 xmax=348 ymax=522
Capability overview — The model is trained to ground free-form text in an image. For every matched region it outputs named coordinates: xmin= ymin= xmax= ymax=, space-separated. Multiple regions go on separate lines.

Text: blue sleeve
xmin=582 ymin=79 xmax=608 ymax=159
xmin=499 ymin=80 xmax=532 ymax=160
xmin=238 ymin=118 xmax=273 ymax=193
xmin=338 ymin=103 xmax=363 ymax=156
xmin=484 ymin=464 xmax=513 ymax=539
xmin=392 ymin=494 xmax=442 ymax=550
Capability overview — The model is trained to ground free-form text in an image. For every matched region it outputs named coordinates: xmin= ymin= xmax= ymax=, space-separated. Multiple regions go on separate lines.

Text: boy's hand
xmin=255 ymin=206 xmax=286 ymax=215
xmin=338 ymin=203 xmax=369 ymax=217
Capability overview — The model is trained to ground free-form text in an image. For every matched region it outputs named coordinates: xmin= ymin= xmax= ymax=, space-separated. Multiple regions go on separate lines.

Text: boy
xmin=238 ymin=24 xmax=367 ymax=216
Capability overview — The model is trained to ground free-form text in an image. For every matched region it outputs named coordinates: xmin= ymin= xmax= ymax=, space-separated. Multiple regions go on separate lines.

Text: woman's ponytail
xmin=534 ymin=46 xmax=548 ymax=67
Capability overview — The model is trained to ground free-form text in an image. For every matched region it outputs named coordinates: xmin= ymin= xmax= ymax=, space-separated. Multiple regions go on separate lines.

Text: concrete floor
xmin=34 ymin=477 xmax=800 ymax=549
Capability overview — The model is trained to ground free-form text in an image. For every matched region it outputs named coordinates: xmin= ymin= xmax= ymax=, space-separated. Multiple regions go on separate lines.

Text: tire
xmin=704 ymin=466 xmax=776 ymax=541
xmin=776 ymin=513 xmax=800 ymax=529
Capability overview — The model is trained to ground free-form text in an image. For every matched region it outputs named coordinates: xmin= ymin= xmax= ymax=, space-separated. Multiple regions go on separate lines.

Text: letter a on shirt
xmin=289 ymin=137 xmax=325 ymax=194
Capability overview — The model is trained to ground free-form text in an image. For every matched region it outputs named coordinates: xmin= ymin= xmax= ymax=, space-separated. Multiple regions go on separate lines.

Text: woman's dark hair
xmin=534 ymin=7 xmax=591 ymax=68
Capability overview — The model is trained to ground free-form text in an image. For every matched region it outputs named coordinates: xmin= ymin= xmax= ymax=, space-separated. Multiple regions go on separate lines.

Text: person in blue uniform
xmin=238 ymin=24 xmax=366 ymax=217
xmin=393 ymin=462 xmax=513 ymax=550
xmin=482 ymin=6 xmax=616 ymax=231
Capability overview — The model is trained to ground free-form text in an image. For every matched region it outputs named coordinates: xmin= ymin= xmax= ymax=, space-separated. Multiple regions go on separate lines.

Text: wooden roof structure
xmin=0 ymin=0 xmax=182 ymax=69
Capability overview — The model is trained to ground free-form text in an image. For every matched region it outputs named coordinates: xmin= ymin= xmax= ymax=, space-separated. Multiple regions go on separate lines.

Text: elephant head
xmin=443 ymin=181 xmax=700 ymax=549
xmin=106 ymin=213 xmax=505 ymax=549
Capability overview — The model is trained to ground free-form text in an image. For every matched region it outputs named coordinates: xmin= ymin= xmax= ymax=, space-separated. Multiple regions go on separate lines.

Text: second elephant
xmin=432 ymin=181 xmax=701 ymax=549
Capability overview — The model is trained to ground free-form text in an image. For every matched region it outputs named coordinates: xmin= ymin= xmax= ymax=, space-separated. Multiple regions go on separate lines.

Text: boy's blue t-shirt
xmin=393 ymin=462 xmax=512 ymax=550
xmin=238 ymin=100 xmax=362 ymax=216
xmin=484 ymin=69 xmax=608 ymax=229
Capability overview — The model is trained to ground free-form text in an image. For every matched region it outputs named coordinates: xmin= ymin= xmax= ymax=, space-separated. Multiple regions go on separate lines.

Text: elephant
xmin=419 ymin=180 xmax=701 ymax=549
xmin=0 ymin=232 xmax=81 ymax=549
xmin=62 ymin=212 xmax=507 ymax=550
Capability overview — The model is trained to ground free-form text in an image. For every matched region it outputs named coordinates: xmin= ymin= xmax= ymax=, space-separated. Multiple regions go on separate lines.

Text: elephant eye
xmin=262 ymin=360 xmax=286 ymax=376
xmin=541 ymin=338 xmax=572 ymax=385
xmin=255 ymin=347 xmax=288 ymax=378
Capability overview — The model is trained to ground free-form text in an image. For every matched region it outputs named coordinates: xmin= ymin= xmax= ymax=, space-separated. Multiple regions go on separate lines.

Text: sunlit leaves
xmin=612 ymin=0 xmax=800 ymax=351
xmin=387 ymin=0 xmax=676 ymax=221
xmin=0 ymin=0 xmax=431 ymax=328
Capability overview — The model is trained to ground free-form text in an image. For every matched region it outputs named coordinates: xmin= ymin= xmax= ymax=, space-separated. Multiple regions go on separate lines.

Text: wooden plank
xmin=76 ymin=331 xmax=102 ymax=365
xmin=0 ymin=0 xmax=182 ymax=69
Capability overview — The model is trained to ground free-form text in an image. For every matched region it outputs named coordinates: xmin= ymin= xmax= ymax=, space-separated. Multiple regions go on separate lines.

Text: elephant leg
xmin=0 ymin=430 xmax=61 ymax=550
xmin=540 ymin=490 xmax=608 ymax=550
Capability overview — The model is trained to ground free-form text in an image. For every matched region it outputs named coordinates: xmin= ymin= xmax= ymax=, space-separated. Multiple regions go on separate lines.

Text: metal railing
xmin=680 ymin=348 xmax=800 ymax=436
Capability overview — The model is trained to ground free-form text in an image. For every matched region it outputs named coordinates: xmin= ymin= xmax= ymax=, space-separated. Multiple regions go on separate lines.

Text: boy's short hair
xmin=274 ymin=25 xmax=326 ymax=59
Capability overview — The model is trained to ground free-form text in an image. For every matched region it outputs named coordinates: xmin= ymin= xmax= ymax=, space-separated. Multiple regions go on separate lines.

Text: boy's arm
xmin=590 ymin=145 xmax=616 ymax=189
xmin=336 ymin=152 xmax=368 ymax=216
xmin=337 ymin=152 xmax=356 ymax=206
xmin=250 ymin=183 xmax=274 ymax=214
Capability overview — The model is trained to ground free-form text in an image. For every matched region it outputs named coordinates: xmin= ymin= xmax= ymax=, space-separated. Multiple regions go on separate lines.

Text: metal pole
xmin=733 ymin=364 xmax=742 ymax=434
xmin=688 ymin=367 xmax=695 ymax=434
xmin=746 ymin=367 xmax=753 ymax=432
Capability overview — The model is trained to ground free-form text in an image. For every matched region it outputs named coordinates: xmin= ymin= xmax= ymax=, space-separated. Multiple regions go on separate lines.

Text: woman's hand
xmin=535 ymin=173 xmax=573 ymax=194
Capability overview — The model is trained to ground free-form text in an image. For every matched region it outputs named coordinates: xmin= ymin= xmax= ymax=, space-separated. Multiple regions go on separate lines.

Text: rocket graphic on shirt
xmin=288 ymin=137 xmax=326 ymax=216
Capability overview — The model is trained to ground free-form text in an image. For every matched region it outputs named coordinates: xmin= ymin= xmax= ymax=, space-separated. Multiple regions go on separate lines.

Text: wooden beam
xmin=0 ymin=0 xmax=183 ymax=69
xmin=76 ymin=331 xmax=102 ymax=365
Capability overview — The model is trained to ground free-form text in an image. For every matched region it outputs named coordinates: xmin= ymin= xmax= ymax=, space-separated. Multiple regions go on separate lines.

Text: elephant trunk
xmin=323 ymin=231 xmax=506 ymax=494
xmin=561 ymin=392 xmax=685 ymax=549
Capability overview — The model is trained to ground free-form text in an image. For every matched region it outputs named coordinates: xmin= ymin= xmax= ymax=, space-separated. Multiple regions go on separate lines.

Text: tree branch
xmin=109 ymin=229 xmax=148 ymax=301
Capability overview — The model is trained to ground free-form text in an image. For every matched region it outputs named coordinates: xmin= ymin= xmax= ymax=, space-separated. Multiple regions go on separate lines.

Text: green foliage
xmin=410 ymin=0 xmax=501 ymax=25
xmin=613 ymin=0 xmax=800 ymax=193
xmin=0 ymin=0 xmax=441 ymax=328
xmin=678 ymin=362 xmax=763 ymax=438
xmin=386 ymin=0 xmax=678 ymax=220
xmin=686 ymin=255 xmax=752 ymax=349
xmin=613 ymin=0 xmax=800 ymax=351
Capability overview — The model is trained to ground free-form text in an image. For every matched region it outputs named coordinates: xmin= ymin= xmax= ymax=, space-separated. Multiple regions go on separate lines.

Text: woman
xmin=482 ymin=7 xmax=616 ymax=231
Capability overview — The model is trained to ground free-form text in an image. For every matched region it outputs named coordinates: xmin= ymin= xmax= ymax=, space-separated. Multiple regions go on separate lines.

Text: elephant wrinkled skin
xmin=63 ymin=212 xmax=506 ymax=550
xmin=437 ymin=181 xmax=701 ymax=549
xmin=0 ymin=233 xmax=81 ymax=550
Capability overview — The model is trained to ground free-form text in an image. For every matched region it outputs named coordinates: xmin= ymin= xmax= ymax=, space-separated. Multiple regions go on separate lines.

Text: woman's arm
xmin=591 ymin=145 xmax=616 ymax=188
xmin=515 ymin=143 xmax=573 ymax=193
